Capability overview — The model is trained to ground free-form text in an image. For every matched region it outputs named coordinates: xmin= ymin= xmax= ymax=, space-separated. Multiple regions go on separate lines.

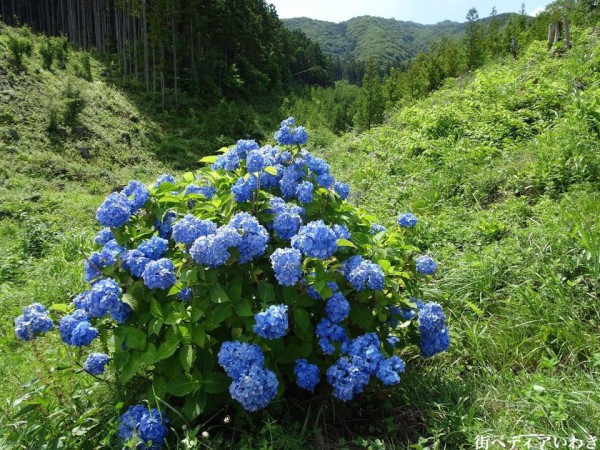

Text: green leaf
xmin=199 ymin=155 xmax=218 ymax=164
xmin=258 ymin=281 xmax=275 ymax=303
xmin=156 ymin=331 xmax=180 ymax=361
xmin=212 ymin=303 xmax=232 ymax=324
xmin=210 ymin=284 xmax=230 ymax=303
xmin=179 ymin=345 xmax=195 ymax=372
xmin=49 ymin=303 xmax=70 ymax=313
xmin=191 ymin=325 xmax=206 ymax=348
xmin=140 ymin=343 xmax=157 ymax=366
xmin=121 ymin=352 xmax=143 ymax=383
xmin=182 ymin=172 xmax=194 ymax=183
xmin=121 ymin=293 xmax=139 ymax=312
xmin=349 ymin=303 xmax=373 ymax=329
xmin=337 ymin=238 xmax=356 ymax=248
xmin=124 ymin=326 xmax=146 ymax=351
xmin=264 ymin=166 xmax=278 ymax=176
xmin=232 ymin=298 xmax=253 ymax=317
xmin=182 ymin=391 xmax=207 ymax=421
xmin=149 ymin=318 xmax=163 ymax=336
xmin=150 ymin=376 xmax=167 ymax=399
xmin=203 ymin=371 xmax=230 ymax=394
xmin=293 ymin=308 xmax=312 ymax=342
xmin=150 ymin=298 xmax=163 ymax=320
xmin=228 ymin=283 xmax=242 ymax=302
xmin=166 ymin=373 xmax=201 ymax=397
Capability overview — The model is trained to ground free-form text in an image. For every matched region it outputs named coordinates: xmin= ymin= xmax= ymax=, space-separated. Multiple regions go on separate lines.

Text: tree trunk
xmin=564 ymin=18 xmax=571 ymax=49
xmin=547 ymin=23 xmax=555 ymax=50
xmin=172 ymin=13 xmax=178 ymax=107
xmin=142 ymin=0 xmax=149 ymax=92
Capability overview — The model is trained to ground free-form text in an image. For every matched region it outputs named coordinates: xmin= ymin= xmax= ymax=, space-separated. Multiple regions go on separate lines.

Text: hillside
xmin=316 ymin=28 xmax=600 ymax=444
xmin=283 ymin=13 xmax=517 ymax=66
xmin=1 ymin=14 xmax=600 ymax=450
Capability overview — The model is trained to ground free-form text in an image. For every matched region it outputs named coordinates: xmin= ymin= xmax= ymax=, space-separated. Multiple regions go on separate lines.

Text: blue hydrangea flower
xmin=118 ymin=405 xmax=169 ymax=448
xmin=218 ymin=341 xmax=266 ymax=380
xmin=142 ymin=258 xmax=176 ymax=290
xmin=189 ymin=225 xmax=241 ymax=268
xmin=232 ymin=175 xmax=258 ymax=203
xmin=138 ymin=236 xmax=169 ymax=260
xmin=96 ymin=192 xmax=132 ymax=227
xmin=294 ymin=126 xmax=308 ymax=145
xmin=291 ymin=220 xmax=338 ymax=259
xmin=84 ymin=252 xmax=106 ymax=282
xmin=122 ymin=249 xmax=150 ymax=278
xmin=306 ymin=154 xmax=330 ymax=177
xmin=155 ymin=211 xmax=177 ymax=239
xmin=14 ymin=303 xmax=54 ymax=341
xmin=294 ymin=359 xmax=320 ymax=392
xmin=296 ymin=181 xmax=314 ymax=204
xmin=234 ymin=139 xmax=260 ymax=158
xmin=229 ymin=365 xmax=278 ymax=412
xmin=333 ymin=224 xmax=350 ymax=240
xmin=84 ymin=353 xmax=110 ymax=376
xmin=253 ymin=304 xmax=288 ymax=339
xmin=316 ymin=173 xmax=335 ymax=188
xmin=260 ymin=163 xmax=284 ymax=188
xmin=270 ymin=248 xmax=303 ymax=286
xmin=325 ymin=292 xmax=350 ymax=323
xmin=246 ymin=148 xmax=273 ymax=173
xmin=342 ymin=256 xmax=385 ymax=291
xmin=315 ymin=318 xmax=348 ymax=354
xmin=370 ymin=223 xmax=386 ymax=234
xmin=184 ymin=184 xmax=216 ymax=200
xmin=418 ymin=302 xmax=450 ymax=357
xmin=76 ymin=278 xmax=131 ymax=323
xmin=279 ymin=172 xmax=300 ymax=199
xmin=155 ymin=174 xmax=175 ymax=188
xmin=326 ymin=356 xmax=370 ymax=401
xmin=172 ymin=214 xmax=217 ymax=245
xmin=178 ymin=287 xmax=192 ymax=301
xmin=123 ymin=180 xmax=149 ymax=212
xmin=273 ymin=211 xmax=302 ymax=240
xmin=94 ymin=228 xmax=114 ymax=245
xmin=387 ymin=336 xmax=400 ymax=347
xmin=229 ymin=213 xmax=269 ymax=264
xmin=416 ymin=255 xmax=437 ymax=275
xmin=376 ymin=356 xmax=405 ymax=385
xmin=59 ymin=310 xmax=98 ymax=347
xmin=397 ymin=213 xmax=418 ymax=228
xmin=345 ymin=333 xmax=384 ymax=375
xmin=334 ymin=182 xmax=350 ymax=200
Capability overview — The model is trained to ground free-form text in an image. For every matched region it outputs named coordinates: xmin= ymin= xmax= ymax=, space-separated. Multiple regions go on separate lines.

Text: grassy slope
xmin=1 ymin=20 xmax=600 ymax=449
xmin=0 ymin=24 xmax=176 ymax=442
xmin=317 ymin=29 xmax=600 ymax=445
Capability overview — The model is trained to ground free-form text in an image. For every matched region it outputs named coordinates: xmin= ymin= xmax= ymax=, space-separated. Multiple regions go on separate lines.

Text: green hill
xmin=316 ymin=29 xmax=600 ymax=444
xmin=283 ymin=13 xmax=517 ymax=66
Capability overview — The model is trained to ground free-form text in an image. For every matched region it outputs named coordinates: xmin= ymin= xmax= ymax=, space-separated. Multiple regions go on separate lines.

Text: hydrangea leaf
xmin=179 ymin=345 xmax=195 ymax=372
xmin=202 ymin=372 xmax=230 ymax=394
xmin=232 ymin=299 xmax=253 ymax=317
xmin=123 ymin=326 xmax=146 ymax=351
xmin=166 ymin=373 xmax=201 ymax=397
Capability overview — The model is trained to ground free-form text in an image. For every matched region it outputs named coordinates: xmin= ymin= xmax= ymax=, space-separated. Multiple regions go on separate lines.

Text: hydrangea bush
xmin=15 ymin=118 xmax=449 ymax=447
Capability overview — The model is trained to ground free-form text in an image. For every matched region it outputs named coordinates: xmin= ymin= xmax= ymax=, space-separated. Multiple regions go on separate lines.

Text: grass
xmin=1 ymin=21 xmax=600 ymax=449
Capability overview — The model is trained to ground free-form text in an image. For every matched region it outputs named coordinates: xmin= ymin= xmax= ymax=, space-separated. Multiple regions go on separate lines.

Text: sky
xmin=267 ymin=0 xmax=551 ymax=24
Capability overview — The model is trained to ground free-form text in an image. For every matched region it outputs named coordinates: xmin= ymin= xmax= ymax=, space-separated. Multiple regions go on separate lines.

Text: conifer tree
xmin=465 ymin=8 xmax=485 ymax=70
xmin=357 ymin=58 xmax=385 ymax=131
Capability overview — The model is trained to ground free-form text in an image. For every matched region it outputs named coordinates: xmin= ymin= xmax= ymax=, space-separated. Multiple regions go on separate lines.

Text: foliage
xmin=12 ymin=119 xmax=448 ymax=447
xmin=357 ymin=59 xmax=385 ymax=131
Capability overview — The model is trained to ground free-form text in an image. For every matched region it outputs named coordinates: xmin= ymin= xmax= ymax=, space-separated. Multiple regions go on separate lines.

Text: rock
xmin=79 ymin=146 xmax=91 ymax=160
xmin=7 ymin=128 xmax=19 ymax=140
xmin=73 ymin=126 xmax=86 ymax=137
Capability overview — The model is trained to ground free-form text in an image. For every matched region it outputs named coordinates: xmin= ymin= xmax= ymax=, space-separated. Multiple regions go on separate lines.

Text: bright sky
xmin=268 ymin=0 xmax=551 ymax=24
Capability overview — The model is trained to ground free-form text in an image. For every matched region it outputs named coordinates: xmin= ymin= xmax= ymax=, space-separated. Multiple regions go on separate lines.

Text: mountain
xmin=283 ymin=14 xmax=517 ymax=67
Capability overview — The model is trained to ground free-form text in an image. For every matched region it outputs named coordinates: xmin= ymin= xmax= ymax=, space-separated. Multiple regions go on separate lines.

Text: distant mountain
xmin=282 ymin=14 xmax=517 ymax=67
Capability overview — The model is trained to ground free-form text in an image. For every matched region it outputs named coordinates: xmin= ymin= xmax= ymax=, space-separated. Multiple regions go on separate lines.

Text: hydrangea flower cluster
xmin=218 ymin=341 xmax=278 ymax=411
xmin=270 ymin=248 xmax=303 ymax=286
xmin=142 ymin=258 xmax=176 ymax=290
xmin=397 ymin=212 xmax=418 ymax=228
xmin=291 ymin=220 xmax=338 ymax=259
xmin=84 ymin=353 xmax=110 ymax=376
xmin=416 ymin=255 xmax=438 ymax=275
xmin=14 ymin=304 xmax=54 ymax=341
xmin=16 ymin=117 xmax=450 ymax=444
xmin=118 ymin=405 xmax=169 ymax=448
xmin=294 ymin=359 xmax=320 ymax=392
xmin=253 ymin=304 xmax=289 ymax=339
xmin=342 ymin=256 xmax=385 ymax=291
xmin=417 ymin=302 xmax=450 ymax=357
xmin=59 ymin=310 xmax=98 ymax=347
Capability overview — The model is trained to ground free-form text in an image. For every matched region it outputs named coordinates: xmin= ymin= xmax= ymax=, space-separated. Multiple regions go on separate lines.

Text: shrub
xmin=15 ymin=119 xmax=449 ymax=447
xmin=6 ymin=33 xmax=33 ymax=67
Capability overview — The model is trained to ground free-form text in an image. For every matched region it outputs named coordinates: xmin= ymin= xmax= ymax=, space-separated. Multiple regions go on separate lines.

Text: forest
xmin=0 ymin=0 xmax=599 ymax=448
